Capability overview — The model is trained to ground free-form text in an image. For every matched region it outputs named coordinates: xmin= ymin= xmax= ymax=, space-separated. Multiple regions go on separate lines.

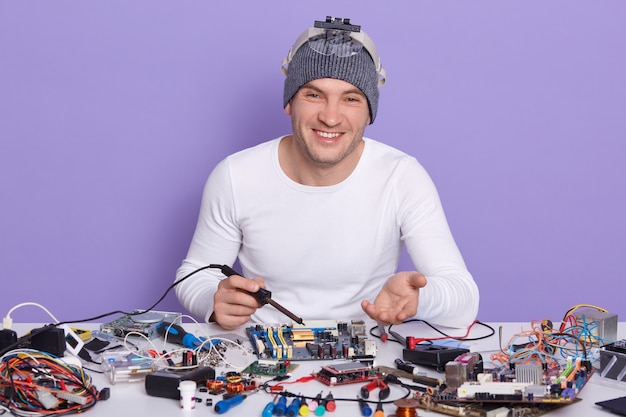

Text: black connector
xmin=98 ymin=387 xmax=111 ymax=401
xmin=384 ymin=373 xmax=401 ymax=385
xmin=0 ymin=329 xmax=17 ymax=352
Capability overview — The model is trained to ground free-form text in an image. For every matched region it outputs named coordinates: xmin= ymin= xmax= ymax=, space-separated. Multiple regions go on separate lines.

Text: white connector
xmin=2 ymin=316 xmax=12 ymax=330
xmin=37 ymin=389 xmax=60 ymax=409
xmin=55 ymin=391 xmax=88 ymax=405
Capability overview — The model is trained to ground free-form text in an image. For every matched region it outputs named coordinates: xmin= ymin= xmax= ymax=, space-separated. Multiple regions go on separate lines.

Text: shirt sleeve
xmin=397 ymin=158 xmax=480 ymax=328
xmin=174 ymin=158 xmax=242 ymax=322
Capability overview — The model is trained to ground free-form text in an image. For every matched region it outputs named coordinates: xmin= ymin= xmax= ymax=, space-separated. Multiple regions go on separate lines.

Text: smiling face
xmin=282 ymin=78 xmax=371 ymax=185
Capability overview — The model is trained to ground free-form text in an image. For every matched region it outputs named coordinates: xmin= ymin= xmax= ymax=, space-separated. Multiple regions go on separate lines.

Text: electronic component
xmin=30 ymin=326 xmax=66 ymax=356
xmin=241 ymin=359 xmax=298 ymax=376
xmin=572 ymin=307 xmax=618 ymax=345
xmin=313 ymin=361 xmax=377 ymax=386
xmin=408 ymin=364 xmax=593 ymax=417
xmin=100 ymin=310 xmax=181 ymax=339
xmin=600 ymin=339 xmax=626 ymax=381
xmin=432 ymin=363 xmax=593 ymax=403
xmin=145 ymin=366 xmax=215 ymax=399
xmin=444 ymin=352 xmax=484 ymax=389
xmin=414 ymin=314 xmax=599 ymax=417
xmin=402 ymin=344 xmax=470 ymax=371
xmin=395 ymin=358 xmax=420 ymax=376
xmin=456 ymin=380 xmax=545 ymax=400
xmin=246 ymin=320 xmax=376 ymax=361
xmin=101 ymin=350 xmax=156 ymax=384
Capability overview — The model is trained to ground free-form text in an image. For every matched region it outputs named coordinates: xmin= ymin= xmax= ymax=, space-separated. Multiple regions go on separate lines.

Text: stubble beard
xmin=293 ymin=128 xmax=365 ymax=168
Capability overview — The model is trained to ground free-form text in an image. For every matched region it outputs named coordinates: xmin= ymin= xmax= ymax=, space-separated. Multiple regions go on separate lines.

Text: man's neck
xmin=278 ymin=136 xmax=364 ymax=186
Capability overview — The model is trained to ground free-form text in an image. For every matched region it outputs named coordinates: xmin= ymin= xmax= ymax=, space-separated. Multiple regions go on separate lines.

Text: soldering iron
xmin=209 ymin=264 xmax=305 ymax=325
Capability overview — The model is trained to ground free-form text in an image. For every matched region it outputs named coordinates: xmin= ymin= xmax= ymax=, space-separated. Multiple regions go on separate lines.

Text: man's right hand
xmin=212 ymin=274 xmax=266 ymax=330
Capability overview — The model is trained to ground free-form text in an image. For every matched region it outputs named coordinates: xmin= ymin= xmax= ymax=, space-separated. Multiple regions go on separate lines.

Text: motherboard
xmin=245 ymin=320 xmax=377 ymax=360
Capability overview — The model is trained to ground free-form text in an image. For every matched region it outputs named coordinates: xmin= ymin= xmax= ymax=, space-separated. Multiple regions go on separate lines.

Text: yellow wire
xmin=565 ymin=304 xmax=608 ymax=317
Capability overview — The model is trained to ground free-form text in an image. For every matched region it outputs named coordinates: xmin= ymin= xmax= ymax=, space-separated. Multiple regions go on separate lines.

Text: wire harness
xmin=0 ymin=349 xmax=106 ymax=416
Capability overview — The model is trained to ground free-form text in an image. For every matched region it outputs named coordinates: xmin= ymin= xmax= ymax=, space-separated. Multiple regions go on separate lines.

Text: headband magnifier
xmin=281 ymin=16 xmax=387 ymax=87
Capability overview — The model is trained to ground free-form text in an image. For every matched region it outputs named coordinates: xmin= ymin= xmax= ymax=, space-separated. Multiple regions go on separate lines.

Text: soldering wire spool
xmin=389 ymin=398 xmax=419 ymax=417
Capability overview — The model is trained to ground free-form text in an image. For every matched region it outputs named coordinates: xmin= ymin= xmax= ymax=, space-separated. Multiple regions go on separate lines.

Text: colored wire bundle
xmin=491 ymin=320 xmax=594 ymax=369
xmin=491 ymin=322 xmax=565 ymax=369
xmin=557 ymin=304 xmax=613 ymax=350
xmin=0 ymin=349 xmax=101 ymax=416
xmin=489 ymin=305 xmax=611 ymax=370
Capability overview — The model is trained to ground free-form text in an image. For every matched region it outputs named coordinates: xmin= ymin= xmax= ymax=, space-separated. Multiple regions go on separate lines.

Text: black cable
xmin=0 ymin=265 xmax=214 ymax=356
xmin=57 ymin=264 xmax=215 ymax=326
xmin=390 ymin=319 xmax=496 ymax=343
xmin=383 ymin=373 xmax=430 ymax=393
xmin=368 ymin=323 xmax=405 ymax=346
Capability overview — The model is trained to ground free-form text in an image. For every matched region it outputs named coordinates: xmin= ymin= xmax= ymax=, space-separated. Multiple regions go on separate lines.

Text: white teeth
xmin=317 ymin=131 xmax=341 ymax=138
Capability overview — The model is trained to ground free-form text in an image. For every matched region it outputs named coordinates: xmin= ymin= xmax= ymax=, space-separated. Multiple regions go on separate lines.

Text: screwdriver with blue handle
xmin=209 ymin=264 xmax=305 ymax=325
xmin=214 ymin=394 xmax=246 ymax=414
xmin=156 ymin=321 xmax=214 ymax=351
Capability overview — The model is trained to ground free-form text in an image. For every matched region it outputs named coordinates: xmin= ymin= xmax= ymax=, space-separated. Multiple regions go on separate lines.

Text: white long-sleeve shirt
xmin=175 ymin=137 xmax=479 ymax=327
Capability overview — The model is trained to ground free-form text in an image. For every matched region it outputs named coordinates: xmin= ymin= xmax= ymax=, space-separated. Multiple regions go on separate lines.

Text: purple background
xmin=1 ymin=2 xmax=625 ymax=325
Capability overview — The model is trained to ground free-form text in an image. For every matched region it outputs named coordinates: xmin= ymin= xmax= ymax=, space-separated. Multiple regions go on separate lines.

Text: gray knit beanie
xmin=283 ymin=43 xmax=380 ymax=124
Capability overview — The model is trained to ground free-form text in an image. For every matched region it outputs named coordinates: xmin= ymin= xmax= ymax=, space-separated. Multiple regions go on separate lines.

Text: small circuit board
xmin=314 ymin=361 xmax=378 ymax=386
xmin=245 ymin=320 xmax=377 ymax=360
xmin=241 ymin=360 xmax=299 ymax=377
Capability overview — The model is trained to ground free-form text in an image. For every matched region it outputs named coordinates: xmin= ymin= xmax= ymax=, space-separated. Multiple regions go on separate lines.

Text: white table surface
xmin=7 ymin=321 xmax=626 ymax=417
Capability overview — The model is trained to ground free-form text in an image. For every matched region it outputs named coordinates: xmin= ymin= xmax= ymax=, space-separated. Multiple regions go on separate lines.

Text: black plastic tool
xmin=209 ymin=264 xmax=304 ymax=325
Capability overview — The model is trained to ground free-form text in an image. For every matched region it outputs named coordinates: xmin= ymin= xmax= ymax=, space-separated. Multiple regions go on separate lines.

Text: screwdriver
xmin=374 ymin=402 xmax=385 ymax=417
xmin=274 ymin=395 xmax=288 ymax=416
xmin=286 ymin=397 xmax=301 ymax=417
xmin=358 ymin=398 xmax=373 ymax=417
xmin=262 ymin=397 xmax=276 ymax=417
xmin=214 ymin=394 xmax=245 ymax=414
xmin=156 ymin=321 xmax=213 ymax=351
xmin=209 ymin=264 xmax=305 ymax=325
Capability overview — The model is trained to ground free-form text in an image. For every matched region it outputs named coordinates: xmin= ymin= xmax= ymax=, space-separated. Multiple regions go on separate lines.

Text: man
xmin=175 ymin=17 xmax=479 ymax=330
